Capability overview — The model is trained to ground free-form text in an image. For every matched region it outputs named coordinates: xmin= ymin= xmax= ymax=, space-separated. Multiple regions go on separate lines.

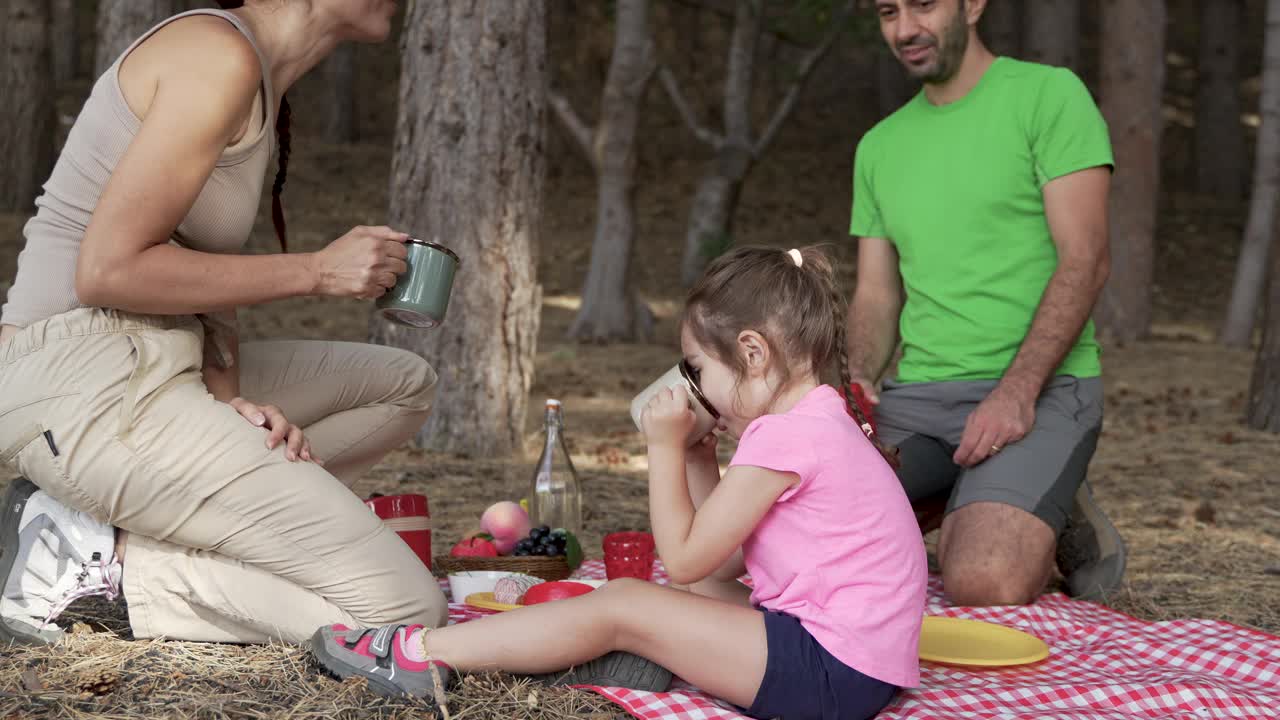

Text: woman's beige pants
xmin=0 ymin=308 xmax=448 ymax=643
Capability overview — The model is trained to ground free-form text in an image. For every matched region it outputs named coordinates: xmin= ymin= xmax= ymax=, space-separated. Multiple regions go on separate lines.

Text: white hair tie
xmin=786 ymin=248 xmax=803 ymax=267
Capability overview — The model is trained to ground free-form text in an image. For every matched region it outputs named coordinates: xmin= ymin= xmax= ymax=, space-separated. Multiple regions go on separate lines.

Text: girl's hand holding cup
xmin=308 ymin=225 xmax=409 ymax=299
xmin=687 ymin=431 xmax=718 ymax=466
xmin=641 ymin=386 xmax=697 ymax=449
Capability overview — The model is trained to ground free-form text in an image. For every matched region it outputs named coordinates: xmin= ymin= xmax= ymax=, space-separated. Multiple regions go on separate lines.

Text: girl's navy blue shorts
xmin=746 ymin=609 xmax=900 ymax=720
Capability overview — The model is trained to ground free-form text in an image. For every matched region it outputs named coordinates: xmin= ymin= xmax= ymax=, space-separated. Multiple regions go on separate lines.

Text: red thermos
xmin=365 ymin=494 xmax=432 ymax=569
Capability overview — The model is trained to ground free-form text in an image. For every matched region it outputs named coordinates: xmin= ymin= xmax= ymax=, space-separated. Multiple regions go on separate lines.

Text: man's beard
xmin=899 ymin=9 xmax=969 ymax=84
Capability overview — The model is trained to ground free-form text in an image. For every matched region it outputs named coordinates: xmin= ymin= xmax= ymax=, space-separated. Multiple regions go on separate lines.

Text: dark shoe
xmin=912 ymin=494 xmax=948 ymax=535
xmin=526 ymin=650 xmax=673 ymax=692
xmin=1055 ymin=480 xmax=1127 ymax=601
xmin=1 ymin=478 xmax=120 ymax=646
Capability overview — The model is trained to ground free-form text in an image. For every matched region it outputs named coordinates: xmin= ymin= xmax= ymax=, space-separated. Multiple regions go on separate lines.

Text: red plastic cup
xmin=603 ymin=531 xmax=656 ymax=581
xmin=365 ymin=493 xmax=432 ymax=569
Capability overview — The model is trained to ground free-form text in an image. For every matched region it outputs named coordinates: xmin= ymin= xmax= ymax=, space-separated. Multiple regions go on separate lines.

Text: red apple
xmin=449 ymin=537 xmax=498 ymax=557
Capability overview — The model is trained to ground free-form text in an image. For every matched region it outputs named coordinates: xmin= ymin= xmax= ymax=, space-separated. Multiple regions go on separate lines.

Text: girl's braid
xmin=828 ymin=275 xmax=901 ymax=469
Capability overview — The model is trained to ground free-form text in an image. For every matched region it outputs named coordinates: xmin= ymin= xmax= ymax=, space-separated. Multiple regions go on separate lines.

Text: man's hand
xmin=953 ymin=383 xmax=1036 ymax=467
xmin=847 ymin=376 xmax=880 ymax=406
xmin=228 ymin=397 xmax=314 ymax=463
xmin=641 ymin=387 xmax=696 ymax=450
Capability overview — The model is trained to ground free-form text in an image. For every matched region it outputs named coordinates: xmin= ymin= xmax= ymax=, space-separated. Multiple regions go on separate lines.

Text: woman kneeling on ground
xmin=0 ymin=0 xmax=444 ymax=647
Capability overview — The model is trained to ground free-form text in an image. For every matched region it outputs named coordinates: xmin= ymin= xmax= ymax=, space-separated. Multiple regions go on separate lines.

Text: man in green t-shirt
xmin=848 ymin=0 xmax=1126 ymax=605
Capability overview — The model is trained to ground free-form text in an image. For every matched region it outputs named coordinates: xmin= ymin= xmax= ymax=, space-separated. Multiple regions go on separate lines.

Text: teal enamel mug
xmin=376 ymin=238 xmax=460 ymax=329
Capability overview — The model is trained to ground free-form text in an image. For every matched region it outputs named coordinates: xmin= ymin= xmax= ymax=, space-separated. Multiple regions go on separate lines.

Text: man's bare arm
xmin=953 ymin=166 xmax=1111 ymax=466
xmin=1003 ymin=167 xmax=1112 ymax=396
xmin=845 ymin=236 xmax=904 ymax=402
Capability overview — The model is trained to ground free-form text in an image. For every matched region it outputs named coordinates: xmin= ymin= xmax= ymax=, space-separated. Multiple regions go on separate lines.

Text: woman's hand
xmin=228 ymin=397 xmax=314 ymax=463
xmin=307 ymin=226 xmax=410 ymax=299
xmin=641 ymin=386 xmax=695 ymax=450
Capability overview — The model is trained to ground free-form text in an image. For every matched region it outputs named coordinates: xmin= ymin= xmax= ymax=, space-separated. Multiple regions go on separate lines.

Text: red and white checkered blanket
xmin=443 ymin=560 xmax=1280 ymax=720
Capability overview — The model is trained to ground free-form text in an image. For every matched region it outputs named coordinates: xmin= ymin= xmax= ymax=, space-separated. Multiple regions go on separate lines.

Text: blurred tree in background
xmin=0 ymin=0 xmax=53 ymax=213
xmin=370 ymin=0 xmax=548 ymax=456
xmin=95 ymin=0 xmax=190 ymax=77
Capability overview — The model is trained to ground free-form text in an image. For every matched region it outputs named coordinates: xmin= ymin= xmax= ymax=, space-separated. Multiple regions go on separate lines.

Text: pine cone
xmin=77 ymin=670 xmax=119 ymax=696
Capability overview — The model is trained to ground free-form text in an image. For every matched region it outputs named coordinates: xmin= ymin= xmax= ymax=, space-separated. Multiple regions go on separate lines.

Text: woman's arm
xmin=202 ymin=336 xmax=240 ymax=402
xmin=75 ymin=18 xmax=406 ymax=314
xmin=200 ymin=329 xmax=314 ymax=462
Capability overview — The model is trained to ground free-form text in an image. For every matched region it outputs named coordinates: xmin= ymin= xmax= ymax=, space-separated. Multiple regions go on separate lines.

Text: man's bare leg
xmin=937 ymin=501 xmax=1055 ymax=606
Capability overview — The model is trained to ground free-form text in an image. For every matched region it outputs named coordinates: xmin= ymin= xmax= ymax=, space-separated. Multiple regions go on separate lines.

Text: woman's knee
xmin=384 ymin=347 xmax=438 ymax=413
xmin=350 ymin=562 xmax=449 ymax=628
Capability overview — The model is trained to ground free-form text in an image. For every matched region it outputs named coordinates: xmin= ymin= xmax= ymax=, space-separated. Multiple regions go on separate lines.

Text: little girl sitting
xmin=308 ymin=245 xmax=928 ymax=720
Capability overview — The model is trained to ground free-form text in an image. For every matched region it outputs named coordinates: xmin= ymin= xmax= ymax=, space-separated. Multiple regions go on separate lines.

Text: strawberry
xmin=449 ymin=536 xmax=498 ymax=557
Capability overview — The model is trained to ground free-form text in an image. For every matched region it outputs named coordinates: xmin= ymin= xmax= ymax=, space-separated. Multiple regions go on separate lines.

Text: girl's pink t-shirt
xmin=729 ymin=384 xmax=927 ymax=688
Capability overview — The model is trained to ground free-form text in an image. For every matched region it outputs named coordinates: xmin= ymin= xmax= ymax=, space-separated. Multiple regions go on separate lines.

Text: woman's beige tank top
xmin=0 ymin=9 xmax=274 ymax=330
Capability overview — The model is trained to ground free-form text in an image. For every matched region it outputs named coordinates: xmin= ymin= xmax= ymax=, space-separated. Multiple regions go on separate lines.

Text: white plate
xmin=448 ymin=570 xmax=519 ymax=601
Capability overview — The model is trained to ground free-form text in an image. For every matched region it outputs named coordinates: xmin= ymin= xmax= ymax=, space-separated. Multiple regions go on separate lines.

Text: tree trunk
xmin=561 ymin=0 xmax=656 ymax=343
xmin=371 ymin=0 xmax=546 ymax=457
xmin=1196 ymin=1 xmax=1244 ymax=198
xmin=324 ymin=44 xmax=359 ymax=144
xmin=0 ymin=0 xmax=54 ymax=212
xmin=1248 ymin=230 xmax=1280 ymax=430
xmin=668 ymin=0 xmax=852 ymax=287
xmin=1095 ymin=0 xmax=1165 ymax=343
xmin=680 ymin=150 xmax=751 ymax=286
xmin=52 ymin=0 xmax=79 ymax=86
xmin=1024 ymin=0 xmax=1079 ymax=70
xmin=982 ymin=0 xmax=1022 ymax=58
xmin=1221 ymin=0 xmax=1280 ymax=347
xmin=95 ymin=0 xmax=186 ymax=78
xmin=677 ymin=0 xmax=760 ymax=287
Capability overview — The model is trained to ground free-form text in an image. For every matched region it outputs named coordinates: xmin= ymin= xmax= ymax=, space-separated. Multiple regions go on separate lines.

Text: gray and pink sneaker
xmin=311 ymin=623 xmax=452 ymax=699
xmin=312 ymin=623 xmax=675 ymax=698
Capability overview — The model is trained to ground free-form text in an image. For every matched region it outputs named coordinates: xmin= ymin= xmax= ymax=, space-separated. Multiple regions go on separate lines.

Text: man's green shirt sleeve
xmin=849 ymin=134 xmax=886 ymax=238
xmin=1030 ymin=68 xmax=1115 ymax=187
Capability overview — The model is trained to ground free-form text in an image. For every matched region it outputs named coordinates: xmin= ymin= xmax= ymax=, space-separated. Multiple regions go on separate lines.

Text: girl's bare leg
xmin=424 ymin=578 xmax=768 ymax=709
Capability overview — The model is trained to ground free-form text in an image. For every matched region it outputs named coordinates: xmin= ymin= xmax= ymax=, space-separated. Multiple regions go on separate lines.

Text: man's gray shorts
xmin=875 ymin=375 xmax=1103 ymax=535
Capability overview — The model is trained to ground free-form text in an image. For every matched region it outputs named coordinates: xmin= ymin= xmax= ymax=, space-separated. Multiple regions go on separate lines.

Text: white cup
xmin=630 ymin=360 xmax=720 ymax=447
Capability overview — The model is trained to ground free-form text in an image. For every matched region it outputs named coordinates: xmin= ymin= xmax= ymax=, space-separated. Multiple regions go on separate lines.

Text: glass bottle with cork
xmin=528 ymin=398 xmax=583 ymax=536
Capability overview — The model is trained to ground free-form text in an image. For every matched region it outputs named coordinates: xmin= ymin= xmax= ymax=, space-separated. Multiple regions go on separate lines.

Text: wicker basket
xmin=433 ymin=554 xmax=572 ymax=581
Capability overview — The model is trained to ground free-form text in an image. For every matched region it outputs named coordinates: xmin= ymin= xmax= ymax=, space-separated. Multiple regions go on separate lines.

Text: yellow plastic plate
xmin=464 ymin=592 xmax=522 ymax=612
xmin=465 ymin=580 xmax=607 ymax=612
xmin=918 ymin=616 xmax=1050 ymax=667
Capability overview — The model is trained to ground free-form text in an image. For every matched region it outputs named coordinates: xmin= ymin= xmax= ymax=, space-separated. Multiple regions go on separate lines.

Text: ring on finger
xmin=990 ymin=444 xmax=1003 ymax=454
